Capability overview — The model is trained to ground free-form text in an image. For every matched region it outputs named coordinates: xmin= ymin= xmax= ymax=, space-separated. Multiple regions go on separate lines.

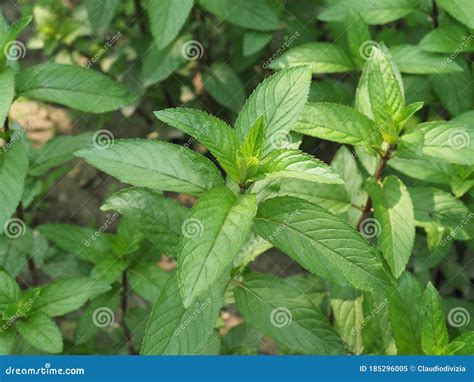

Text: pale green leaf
xmin=420 ymin=25 xmax=474 ymax=54
xmin=437 ymin=0 xmax=474 ymax=29
xmin=421 ymin=283 xmax=449 ymax=355
xmin=243 ymin=31 xmax=272 ymax=56
xmin=0 ymin=68 xmax=14 ymax=127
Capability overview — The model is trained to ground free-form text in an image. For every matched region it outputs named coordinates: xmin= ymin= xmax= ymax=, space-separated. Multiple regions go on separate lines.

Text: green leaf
xmin=269 ymin=43 xmax=355 ymax=74
xmin=141 ymin=38 xmax=186 ymax=87
xmin=141 ymin=272 xmax=228 ymax=355
xmin=253 ymin=196 xmax=390 ymax=291
xmin=330 ymin=284 xmax=364 ymax=354
xmin=129 ymin=263 xmax=171 ymax=303
xmin=318 ymin=0 xmax=418 ymax=25
xmin=203 ymin=63 xmax=246 ymax=114
xmin=420 ymin=25 xmax=474 ymax=54
xmin=355 ymin=44 xmax=405 ymax=132
xmin=234 ymin=273 xmax=346 ymax=354
xmin=86 ymin=0 xmax=119 ymax=36
xmin=442 ymin=332 xmax=474 ymax=355
xmin=102 ymin=188 xmax=187 ymax=256
xmin=345 ymin=10 xmax=371 ymax=68
xmin=417 ymin=121 xmax=474 ymax=165
xmin=76 ymin=140 xmax=224 ymax=196
xmin=0 ymin=270 xmax=20 ymax=312
xmin=235 ymin=66 xmax=311 ymax=155
xmin=16 ymin=312 xmax=63 ymax=354
xmin=15 ymin=64 xmax=136 ymax=113
xmin=390 ymin=45 xmax=463 ymax=74
xmin=32 ymin=277 xmax=111 ymax=317
xmin=0 ymin=68 xmax=14 ymax=127
xmin=29 ymin=132 xmax=94 ymax=176
xmin=0 ymin=229 xmax=33 ymax=277
xmin=148 ymin=0 xmax=194 ymax=50
xmin=0 ymin=328 xmax=16 ymax=355
xmin=294 ymin=102 xmax=381 ymax=145
xmin=252 ymin=149 xmax=344 ymax=185
xmin=366 ymin=176 xmax=415 ymax=278
xmin=387 ymin=272 xmax=423 ymax=354
xmin=0 ymin=129 xmax=29 ymax=229
xmin=243 ymin=31 xmax=272 ymax=56
xmin=178 ymin=188 xmax=256 ymax=307
xmin=240 ymin=116 xmax=266 ymax=159
xmin=422 ymin=283 xmax=449 ymax=355
xmin=154 ymin=108 xmax=239 ymax=180
xmin=437 ymin=0 xmax=474 ymax=29
xmin=222 ymin=323 xmax=263 ymax=354
xmin=198 ymin=0 xmax=279 ymax=31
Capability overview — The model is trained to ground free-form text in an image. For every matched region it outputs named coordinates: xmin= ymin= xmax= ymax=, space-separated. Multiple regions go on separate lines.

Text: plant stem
xmin=355 ymin=150 xmax=391 ymax=231
xmin=133 ymin=0 xmax=147 ymax=34
xmin=432 ymin=0 xmax=439 ymax=28
xmin=121 ymin=271 xmax=138 ymax=355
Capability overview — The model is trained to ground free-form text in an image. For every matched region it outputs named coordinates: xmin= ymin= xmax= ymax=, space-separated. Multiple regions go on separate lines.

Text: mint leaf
xmin=253 ymin=196 xmax=390 ymax=291
xmin=366 ymin=176 xmax=415 ymax=278
xmin=0 ymin=270 xmax=20 ymax=312
xmin=240 ymin=116 xmax=266 ymax=159
xmin=0 ymin=328 xmax=15 ymax=355
xmin=75 ymin=140 xmax=224 ymax=196
xmin=129 ymin=263 xmax=171 ymax=303
xmin=178 ymin=188 xmax=256 ymax=307
xmin=442 ymin=332 xmax=474 ymax=355
xmin=0 ymin=68 xmax=14 ymax=127
xmin=148 ymin=0 xmax=194 ymax=50
xmin=141 ymin=272 xmax=227 ymax=355
xmin=345 ymin=10 xmax=371 ymax=68
xmin=422 ymin=283 xmax=449 ymax=355
xmin=420 ymin=25 xmax=474 ymax=54
xmin=294 ymin=102 xmax=381 ymax=145
xmin=437 ymin=0 xmax=474 ymax=29
xmin=16 ymin=312 xmax=63 ymax=354
xmin=102 ymin=188 xmax=187 ymax=257
xmin=15 ymin=64 xmax=136 ymax=113
xmin=235 ymin=66 xmax=311 ymax=155
xmin=86 ymin=0 xmax=119 ymax=36
xmin=154 ymin=108 xmax=239 ymax=180
xmin=269 ymin=43 xmax=355 ymax=73
xmin=234 ymin=273 xmax=346 ymax=354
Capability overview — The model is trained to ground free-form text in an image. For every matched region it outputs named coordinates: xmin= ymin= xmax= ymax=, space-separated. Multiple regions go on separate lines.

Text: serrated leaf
xmin=16 ymin=312 xmax=63 ymax=354
xmin=0 ymin=229 xmax=32 ymax=277
xmin=141 ymin=272 xmax=227 ymax=355
xmin=102 ymin=188 xmax=187 ymax=256
xmin=253 ymin=196 xmax=390 ymax=291
xmin=366 ymin=176 xmax=415 ymax=278
xmin=199 ymin=0 xmax=279 ymax=30
xmin=355 ymin=45 xmax=405 ymax=132
xmin=0 ymin=129 xmax=29 ymax=229
xmin=269 ymin=43 xmax=355 ymax=73
xmin=294 ymin=102 xmax=381 ymax=145
xmin=178 ymin=188 xmax=256 ymax=307
xmin=86 ymin=0 xmax=119 ymax=36
xmin=15 ymin=64 xmax=136 ymax=113
xmin=0 ymin=68 xmax=14 ymax=127
xmin=148 ymin=0 xmax=194 ymax=50
xmin=32 ymin=277 xmax=111 ymax=317
xmin=203 ymin=63 xmax=246 ymax=114
xmin=391 ymin=45 xmax=463 ymax=74
xmin=154 ymin=108 xmax=239 ymax=180
xmin=234 ymin=273 xmax=346 ymax=354
xmin=235 ymin=66 xmax=311 ymax=155
xmin=0 ymin=270 xmax=20 ymax=312
xmin=240 ymin=116 xmax=266 ymax=159
xmin=442 ymin=332 xmax=474 ymax=355
xmin=422 ymin=283 xmax=449 ymax=355
xmin=76 ymin=140 xmax=224 ymax=196
xmin=437 ymin=0 xmax=474 ymax=29
xmin=387 ymin=272 xmax=424 ymax=354
xmin=29 ymin=132 xmax=94 ymax=176
xmin=252 ymin=149 xmax=344 ymax=185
